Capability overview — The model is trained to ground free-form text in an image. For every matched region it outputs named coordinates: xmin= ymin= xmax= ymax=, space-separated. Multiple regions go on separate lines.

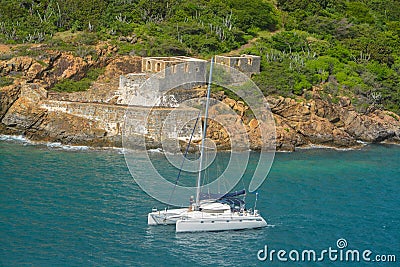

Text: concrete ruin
xmin=117 ymin=55 xmax=260 ymax=107
xmin=116 ymin=56 xmax=207 ymax=107
xmin=214 ymin=55 xmax=260 ymax=76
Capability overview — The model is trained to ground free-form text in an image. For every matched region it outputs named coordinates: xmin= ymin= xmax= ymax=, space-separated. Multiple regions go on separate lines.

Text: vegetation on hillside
xmin=0 ymin=0 xmax=277 ymax=55
xmin=0 ymin=0 xmax=399 ymax=114
xmin=52 ymin=67 xmax=105 ymax=92
xmin=248 ymin=0 xmax=400 ymax=114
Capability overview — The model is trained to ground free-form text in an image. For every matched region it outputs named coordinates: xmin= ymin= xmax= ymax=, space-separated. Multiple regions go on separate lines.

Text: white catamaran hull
xmin=176 ymin=215 xmax=267 ymax=233
xmin=147 ymin=208 xmax=188 ymax=225
xmin=148 ymin=204 xmax=268 ymax=232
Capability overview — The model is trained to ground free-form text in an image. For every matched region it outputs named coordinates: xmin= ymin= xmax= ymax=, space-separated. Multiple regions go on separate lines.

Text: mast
xmin=195 ymin=57 xmax=214 ymax=208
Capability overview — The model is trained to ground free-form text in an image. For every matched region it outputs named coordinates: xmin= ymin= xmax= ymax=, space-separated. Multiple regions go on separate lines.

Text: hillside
xmin=0 ymin=0 xmax=399 ymax=150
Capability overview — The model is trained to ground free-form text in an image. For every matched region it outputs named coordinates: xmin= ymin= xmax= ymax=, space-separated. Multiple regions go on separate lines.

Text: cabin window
xmin=248 ymin=58 xmax=253 ymax=65
xmin=156 ymin=62 xmax=161 ymax=72
xmin=146 ymin=61 xmax=151 ymax=70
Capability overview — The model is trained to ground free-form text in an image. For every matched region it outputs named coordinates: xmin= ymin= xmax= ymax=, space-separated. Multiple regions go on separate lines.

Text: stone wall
xmin=119 ymin=57 xmax=207 ymax=107
xmin=40 ymin=100 xmax=201 ymax=144
xmin=215 ymin=55 xmax=260 ymax=76
xmin=117 ymin=55 xmax=261 ymax=108
xmin=116 ymin=73 xmax=149 ymax=105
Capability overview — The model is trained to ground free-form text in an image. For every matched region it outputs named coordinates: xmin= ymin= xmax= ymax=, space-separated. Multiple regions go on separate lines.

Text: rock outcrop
xmin=206 ymin=93 xmax=400 ymax=151
xmin=1 ymin=48 xmax=399 ymax=151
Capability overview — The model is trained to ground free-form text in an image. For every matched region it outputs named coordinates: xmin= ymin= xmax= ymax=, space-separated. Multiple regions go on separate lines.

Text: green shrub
xmin=52 ymin=78 xmax=92 ymax=92
xmin=51 ymin=67 xmax=104 ymax=92
xmin=75 ymin=32 xmax=98 ymax=46
xmin=293 ymin=79 xmax=311 ymax=95
xmin=0 ymin=77 xmax=14 ymax=87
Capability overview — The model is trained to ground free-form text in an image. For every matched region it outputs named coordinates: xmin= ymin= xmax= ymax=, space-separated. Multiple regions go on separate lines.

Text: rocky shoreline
xmin=1 ymin=50 xmax=399 ymax=152
xmin=2 ymin=132 xmax=399 ymax=154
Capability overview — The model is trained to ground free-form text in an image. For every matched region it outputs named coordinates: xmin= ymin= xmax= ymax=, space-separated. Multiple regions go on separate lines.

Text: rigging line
xmin=168 ymin=111 xmax=201 ymax=203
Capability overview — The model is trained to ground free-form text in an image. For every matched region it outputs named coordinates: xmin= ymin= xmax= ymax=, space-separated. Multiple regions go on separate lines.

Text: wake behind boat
xmin=147 ymin=58 xmax=268 ymax=233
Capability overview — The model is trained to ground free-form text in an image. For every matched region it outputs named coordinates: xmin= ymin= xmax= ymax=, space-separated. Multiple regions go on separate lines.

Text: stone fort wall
xmin=214 ymin=55 xmax=260 ymax=76
xmin=41 ymin=100 xmax=201 ymax=145
xmin=117 ymin=55 xmax=260 ymax=107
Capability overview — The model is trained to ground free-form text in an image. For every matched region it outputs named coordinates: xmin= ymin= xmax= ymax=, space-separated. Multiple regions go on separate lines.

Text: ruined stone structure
xmin=142 ymin=56 xmax=206 ymax=74
xmin=117 ymin=55 xmax=261 ymax=107
xmin=115 ymin=73 xmax=149 ymax=105
xmin=40 ymin=99 xmax=200 ymax=147
xmin=117 ymin=56 xmax=207 ymax=107
xmin=214 ymin=55 xmax=260 ymax=76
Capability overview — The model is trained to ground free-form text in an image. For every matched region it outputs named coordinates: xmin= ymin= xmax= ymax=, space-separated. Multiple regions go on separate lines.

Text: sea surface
xmin=1 ymin=138 xmax=399 ymax=266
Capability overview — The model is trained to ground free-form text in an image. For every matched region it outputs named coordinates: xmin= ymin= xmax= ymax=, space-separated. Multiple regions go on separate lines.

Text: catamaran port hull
xmin=147 ymin=208 xmax=188 ymax=225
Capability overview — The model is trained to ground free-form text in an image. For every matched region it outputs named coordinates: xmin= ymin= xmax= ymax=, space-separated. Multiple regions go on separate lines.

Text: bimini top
xmin=217 ymin=197 xmax=245 ymax=211
xmin=220 ymin=189 xmax=246 ymax=199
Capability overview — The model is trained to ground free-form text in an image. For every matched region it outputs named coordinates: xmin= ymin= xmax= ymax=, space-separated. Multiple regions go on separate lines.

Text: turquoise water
xmin=1 ymin=140 xmax=399 ymax=266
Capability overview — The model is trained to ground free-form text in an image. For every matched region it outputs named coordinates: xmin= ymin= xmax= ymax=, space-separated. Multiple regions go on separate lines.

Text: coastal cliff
xmin=1 ymin=51 xmax=399 ymax=151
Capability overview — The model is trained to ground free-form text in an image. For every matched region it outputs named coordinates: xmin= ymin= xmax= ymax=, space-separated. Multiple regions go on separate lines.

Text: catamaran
xmin=147 ymin=58 xmax=268 ymax=232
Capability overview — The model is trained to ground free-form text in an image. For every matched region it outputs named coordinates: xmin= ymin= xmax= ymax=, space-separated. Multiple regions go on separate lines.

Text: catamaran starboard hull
xmin=175 ymin=216 xmax=267 ymax=233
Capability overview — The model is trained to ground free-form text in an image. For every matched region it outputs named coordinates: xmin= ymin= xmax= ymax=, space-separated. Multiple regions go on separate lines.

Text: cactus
xmin=116 ymin=13 xmax=131 ymax=24
xmin=352 ymin=51 xmax=371 ymax=64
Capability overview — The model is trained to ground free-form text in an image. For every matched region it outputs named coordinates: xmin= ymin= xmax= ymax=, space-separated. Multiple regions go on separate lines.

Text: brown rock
xmin=248 ymin=118 xmax=259 ymax=130
xmin=339 ymin=96 xmax=351 ymax=107
xmin=296 ymin=115 xmax=357 ymax=147
xmin=1 ymin=56 xmax=33 ymax=75
xmin=332 ymin=128 xmax=358 ymax=147
xmin=222 ymin=97 xmax=236 ymax=108
xmin=31 ymin=111 xmax=107 ymax=144
xmin=234 ymin=100 xmax=248 ymax=115
xmin=314 ymin=98 xmax=340 ymax=123
xmin=1 ymin=83 xmax=48 ymax=129
xmin=26 ymin=62 xmax=46 ymax=81
xmin=267 ymin=96 xmax=311 ymax=125
xmin=105 ymin=56 xmax=142 ymax=77
xmin=339 ymin=108 xmax=399 ymax=142
xmin=0 ymin=44 xmax=10 ymax=54
xmin=0 ymin=83 xmax=21 ymax=119
xmin=273 ymin=115 xmax=306 ymax=151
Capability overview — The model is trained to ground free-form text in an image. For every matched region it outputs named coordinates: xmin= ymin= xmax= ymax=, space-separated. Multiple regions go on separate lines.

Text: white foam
xmin=0 ymin=135 xmax=92 ymax=151
xmin=45 ymin=142 xmax=90 ymax=151
xmin=148 ymin=148 xmax=163 ymax=153
xmin=296 ymin=144 xmax=364 ymax=151
xmin=0 ymin=135 xmax=24 ymax=142
xmin=381 ymin=140 xmax=400 ymax=146
xmin=0 ymin=134 xmax=30 ymax=143
xmin=46 ymin=142 xmax=63 ymax=148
